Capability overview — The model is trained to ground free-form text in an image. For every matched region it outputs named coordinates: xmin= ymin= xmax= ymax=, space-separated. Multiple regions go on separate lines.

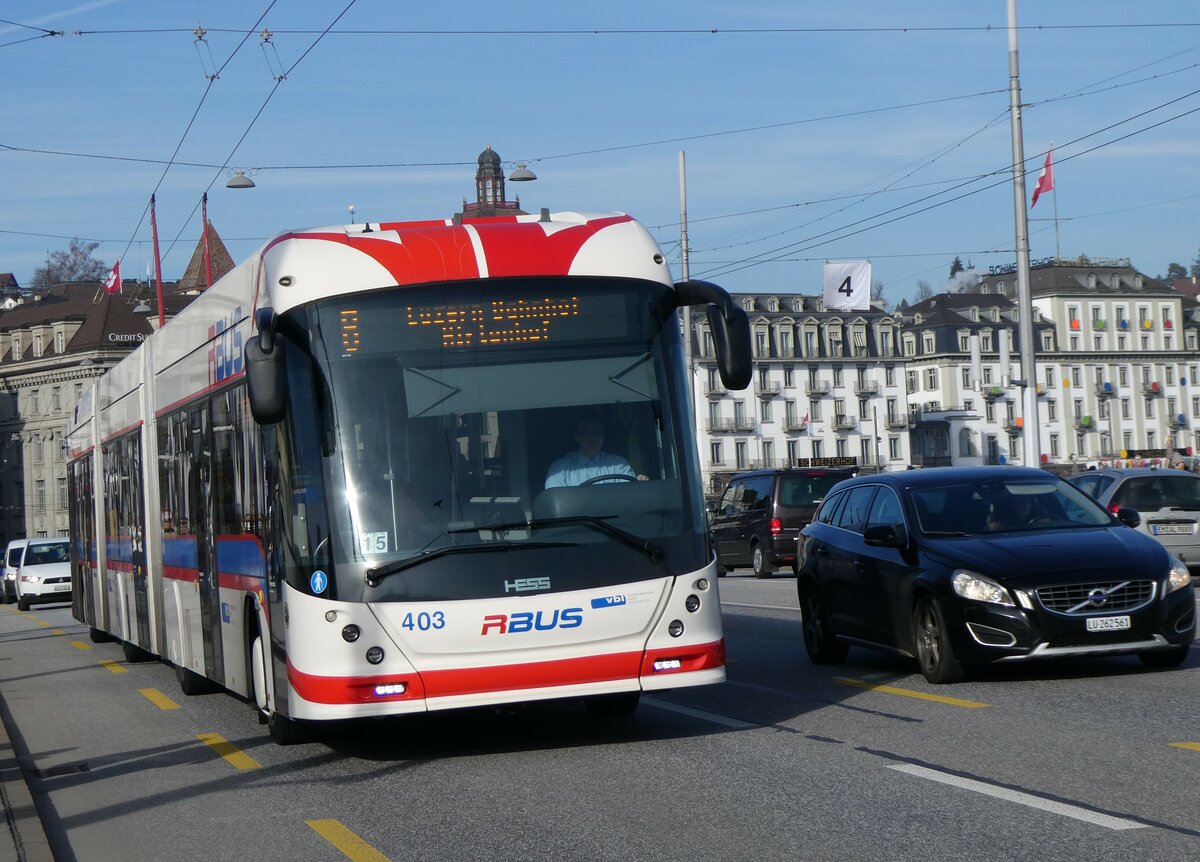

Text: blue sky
xmin=4 ymin=2 xmax=1200 ymax=308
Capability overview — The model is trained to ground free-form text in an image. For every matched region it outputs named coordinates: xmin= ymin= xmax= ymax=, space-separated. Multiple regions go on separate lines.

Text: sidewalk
xmin=0 ymin=688 xmax=53 ymax=862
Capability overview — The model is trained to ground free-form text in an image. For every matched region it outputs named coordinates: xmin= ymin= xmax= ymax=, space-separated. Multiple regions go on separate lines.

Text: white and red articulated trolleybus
xmin=67 ymin=209 xmax=750 ymax=743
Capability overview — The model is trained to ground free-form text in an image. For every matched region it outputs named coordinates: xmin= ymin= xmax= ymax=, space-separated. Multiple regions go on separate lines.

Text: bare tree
xmin=870 ymin=279 xmax=888 ymax=310
xmin=31 ymin=238 xmax=107 ymax=290
xmin=913 ymin=279 xmax=934 ymax=303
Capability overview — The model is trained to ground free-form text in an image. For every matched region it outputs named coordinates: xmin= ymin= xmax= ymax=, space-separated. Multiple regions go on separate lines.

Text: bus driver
xmin=544 ymin=415 xmax=647 ymax=488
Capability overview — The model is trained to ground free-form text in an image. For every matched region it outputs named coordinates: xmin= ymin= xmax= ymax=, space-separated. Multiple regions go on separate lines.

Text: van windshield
xmin=24 ymin=541 xmax=69 ymax=565
xmin=778 ymin=472 xmax=850 ymax=507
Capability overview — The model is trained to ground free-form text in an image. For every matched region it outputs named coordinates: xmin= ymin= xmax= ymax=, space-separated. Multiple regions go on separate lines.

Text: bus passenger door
xmin=189 ymin=404 xmax=224 ymax=685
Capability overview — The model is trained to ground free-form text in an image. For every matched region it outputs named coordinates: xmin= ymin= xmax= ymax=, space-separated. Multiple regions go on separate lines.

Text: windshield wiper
xmin=923 ymin=530 xmax=972 ymax=537
xmin=365 ymin=541 xmax=572 ymax=587
xmin=449 ymin=515 xmax=665 ymax=564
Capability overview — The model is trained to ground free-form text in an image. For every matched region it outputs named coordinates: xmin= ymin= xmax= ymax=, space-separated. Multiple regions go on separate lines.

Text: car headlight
xmin=1165 ymin=557 xmax=1192 ymax=595
xmin=952 ymin=570 xmax=1015 ymax=607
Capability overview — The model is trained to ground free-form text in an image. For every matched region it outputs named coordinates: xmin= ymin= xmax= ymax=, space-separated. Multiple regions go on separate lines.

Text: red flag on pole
xmin=103 ymin=260 xmax=121 ymax=294
xmin=1031 ymin=147 xmax=1054 ymax=208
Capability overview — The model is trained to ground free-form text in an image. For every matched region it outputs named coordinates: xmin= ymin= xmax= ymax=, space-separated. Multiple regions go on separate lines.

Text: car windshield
xmin=912 ymin=477 xmax=1113 ymax=535
xmin=778 ymin=472 xmax=849 ymax=507
xmin=24 ymin=541 xmax=69 ymax=565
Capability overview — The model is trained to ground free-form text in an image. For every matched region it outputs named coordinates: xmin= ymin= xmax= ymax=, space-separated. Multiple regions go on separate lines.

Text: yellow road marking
xmin=51 ymin=629 xmax=65 ymax=635
xmin=197 ymin=733 xmax=261 ymax=771
xmin=69 ymin=640 xmax=91 ymax=651
xmin=307 ymin=819 xmax=392 ymax=862
xmin=139 ymin=688 xmax=180 ymax=711
xmin=33 ymin=620 xmax=50 ymax=628
xmin=834 ymin=677 xmax=990 ymax=708
xmin=1170 ymin=742 xmax=1200 ymax=752
xmin=98 ymin=659 xmax=127 ymax=674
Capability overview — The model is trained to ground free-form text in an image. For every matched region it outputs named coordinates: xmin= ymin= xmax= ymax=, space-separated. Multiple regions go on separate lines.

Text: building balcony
xmin=783 ymin=417 xmax=809 ymax=432
xmin=853 ymin=381 xmax=880 ymax=395
xmin=1170 ymin=413 xmax=1189 ymax=429
xmin=1094 ymin=382 xmax=1115 ymax=399
xmin=754 ymin=380 xmax=782 ymax=396
xmin=884 ymin=414 xmax=910 ymax=429
xmin=1003 ymin=418 xmax=1024 ymax=435
xmin=832 ymin=415 xmax=858 ymax=431
xmin=805 ymin=381 xmax=831 ymax=396
xmin=703 ymin=382 xmax=727 ymax=398
xmin=733 ymin=418 xmax=757 ymax=433
xmin=982 ymin=386 xmax=1006 ymax=401
xmin=705 ymin=419 xmax=734 ymax=433
xmin=1143 ymin=382 xmax=1163 ymax=397
xmin=1074 ymin=415 xmax=1096 ymax=431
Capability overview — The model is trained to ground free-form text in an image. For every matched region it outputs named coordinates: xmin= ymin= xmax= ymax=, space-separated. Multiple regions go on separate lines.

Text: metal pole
xmin=201 ymin=193 xmax=213 ymax=290
xmin=679 ymin=151 xmax=695 ymax=409
xmin=150 ymin=195 xmax=166 ymax=328
xmin=1007 ymin=0 xmax=1041 ymax=468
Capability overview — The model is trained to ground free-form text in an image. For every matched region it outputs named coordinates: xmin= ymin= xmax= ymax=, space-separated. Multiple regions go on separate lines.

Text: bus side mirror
xmin=245 ymin=306 xmax=288 ymax=424
xmin=674 ymin=279 xmax=752 ymax=390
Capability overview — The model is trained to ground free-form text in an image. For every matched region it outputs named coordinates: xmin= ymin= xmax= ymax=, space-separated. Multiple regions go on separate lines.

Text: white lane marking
xmin=643 ymin=697 xmax=756 ymax=730
xmin=720 ymin=601 xmax=800 ymax=612
xmin=888 ymin=764 xmax=1147 ymax=831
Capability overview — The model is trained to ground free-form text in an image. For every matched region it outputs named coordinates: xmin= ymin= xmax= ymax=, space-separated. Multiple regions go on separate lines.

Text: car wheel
xmin=1139 ymin=644 xmax=1190 ymax=669
xmin=751 ymin=544 xmax=773 ymax=579
xmin=799 ymin=582 xmax=848 ymax=664
xmin=175 ymin=663 xmax=220 ymax=696
xmin=913 ymin=597 xmax=965 ymax=684
xmin=16 ymin=595 xmax=30 ymax=612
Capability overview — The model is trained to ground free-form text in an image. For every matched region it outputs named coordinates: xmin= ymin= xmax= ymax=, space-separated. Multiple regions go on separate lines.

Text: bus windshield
xmin=280 ymin=276 xmax=707 ymax=602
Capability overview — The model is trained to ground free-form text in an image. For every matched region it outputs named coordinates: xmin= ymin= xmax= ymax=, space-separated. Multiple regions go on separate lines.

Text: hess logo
xmin=481 ymin=608 xmax=583 ymax=635
xmin=504 ymin=577 xmax=551 ymax=593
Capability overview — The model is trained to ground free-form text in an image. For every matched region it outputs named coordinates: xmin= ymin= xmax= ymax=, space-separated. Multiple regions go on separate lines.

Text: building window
xmin=760 ymin=399 xmax=772 ymax=423
xmin=755 ymin=331 xmax=768 ymax=357
xmin=925 ymin=368 xmax=938 ymax=389
xmin=34 ymin=480 xmax=45 ymax=510
xmin=1050 ymin=434 xmax=1059 ymax=457
xmin=762 ymin=440 xmax=774 ymax=467
xmin=710 ymin=442 xmax=722 ymax=465
xmin=833 ymin=367 xmax=843 ymax=387
xmin=1070 ymin=336 xmax=1080 ymax=350
xmin=57 ymin=477 xmax=67 ymax=509
xmin=958 ymin=428 xmax=973 ymax=456
xmin=885 ymin=365 xmax=895 ymax=386
xmin=1121 ymin=398 xmax=1131 ymax=419
xmin=786 ymin=440 xmax=798 ymax=465
xmin=1119 ymin=367 xmax=1129 ymax=386
xmin=889 ymin=437 xmax=900 ymax=459
xmin=1047 ymin=401 xmax=1057 ymax=421
xmin=811 ymin=439 xmax=824 ymax=459
xmin=735 ymin=441 xmax=748 ymax=469
xmin=784 ymin=366 xmax=794 ymax=387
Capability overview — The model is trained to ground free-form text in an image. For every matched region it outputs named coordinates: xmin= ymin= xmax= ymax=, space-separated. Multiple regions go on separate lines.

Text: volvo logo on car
xmin=1087 ymin=588 xmax=1110 ymax=607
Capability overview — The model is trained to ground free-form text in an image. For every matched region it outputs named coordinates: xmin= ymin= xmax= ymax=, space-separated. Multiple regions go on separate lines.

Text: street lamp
xmin=226 ymin=170 xmax=256 ymax=189
xmin=507 ymin=163 xmax=537 ymax=182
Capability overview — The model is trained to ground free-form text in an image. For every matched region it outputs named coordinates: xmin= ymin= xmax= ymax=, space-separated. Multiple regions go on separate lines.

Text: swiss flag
xmin=103 ymin=260 xmax=121 ymax=294
xmin=1030 ymin=147 xmax=1054 ymax=208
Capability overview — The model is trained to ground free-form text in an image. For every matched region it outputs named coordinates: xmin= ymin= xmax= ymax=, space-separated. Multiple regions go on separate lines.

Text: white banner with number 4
xmin=822 ymin=260 xmax=872 ymax=311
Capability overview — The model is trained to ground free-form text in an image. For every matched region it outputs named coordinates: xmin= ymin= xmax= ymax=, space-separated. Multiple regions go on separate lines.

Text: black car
xmin=796 ymin=466 xmax=1195 ymax=683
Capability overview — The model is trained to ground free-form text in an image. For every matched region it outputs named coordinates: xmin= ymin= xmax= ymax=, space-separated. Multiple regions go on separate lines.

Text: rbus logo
xmin=481 ymin=608 xmax=584 ymax=635
xmin=208 ymin=305 xmax=244 ymax=385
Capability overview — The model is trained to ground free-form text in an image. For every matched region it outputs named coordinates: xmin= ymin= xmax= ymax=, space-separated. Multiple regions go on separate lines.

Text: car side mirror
xmin=863 ymin=525 xmax=903 ymax=547
xmin=1115 ymin=507 xmax=1141 ymax=529
xmin=673 ymin=279 xmax=752 ymax=390
xmin=245 ymin=306 xmax=288 ymax=424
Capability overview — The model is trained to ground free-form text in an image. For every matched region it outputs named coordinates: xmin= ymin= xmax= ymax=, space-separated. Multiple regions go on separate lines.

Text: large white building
xmin=690 ymin=258 xmax=1200 ymax=494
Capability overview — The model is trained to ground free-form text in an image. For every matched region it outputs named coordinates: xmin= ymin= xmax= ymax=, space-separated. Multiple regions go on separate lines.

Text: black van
xmin=711 ymin=468 xmax=855 ymax=577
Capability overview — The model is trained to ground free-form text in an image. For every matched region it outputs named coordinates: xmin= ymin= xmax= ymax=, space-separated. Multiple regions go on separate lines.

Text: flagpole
xmin=150 ymin=195 xmax=166 ymax=328
xmin=201 ymin=192 xmax=213 ymax=290
xmin=1051 ymin=145 xmax=1061 ymax=262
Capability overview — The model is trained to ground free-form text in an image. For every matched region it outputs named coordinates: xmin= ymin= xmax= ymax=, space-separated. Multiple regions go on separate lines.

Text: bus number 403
xmin=401 ymin=611 xmax=446 ymax=631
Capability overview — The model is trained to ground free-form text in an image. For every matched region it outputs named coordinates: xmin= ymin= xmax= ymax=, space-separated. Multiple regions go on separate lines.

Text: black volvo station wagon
xmin=796 ymin=466 xmax=1195 ymax=683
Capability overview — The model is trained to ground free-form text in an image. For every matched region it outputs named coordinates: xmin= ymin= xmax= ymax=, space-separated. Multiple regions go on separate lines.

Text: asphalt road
xmin=3 ymin=578 xmax=1199 ymax=862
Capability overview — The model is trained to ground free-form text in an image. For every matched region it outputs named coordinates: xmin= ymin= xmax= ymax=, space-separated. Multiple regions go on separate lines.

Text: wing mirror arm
xmin=673 ymin=279 xmax=752 ymax=390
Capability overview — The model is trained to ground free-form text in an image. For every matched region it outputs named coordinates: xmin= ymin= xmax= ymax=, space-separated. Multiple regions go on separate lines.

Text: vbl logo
xmin=481 ymin=608 xmax=583 ymax=635
xmin=208 ymin=305 xmax=244 ymax=385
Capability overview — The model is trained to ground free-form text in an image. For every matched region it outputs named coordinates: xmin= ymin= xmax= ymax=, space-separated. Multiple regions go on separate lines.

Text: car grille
xmin=1035 ymin=580 xmax=1155 ymax=615
xmin=44 ymin=576 xmax=70 ymax=585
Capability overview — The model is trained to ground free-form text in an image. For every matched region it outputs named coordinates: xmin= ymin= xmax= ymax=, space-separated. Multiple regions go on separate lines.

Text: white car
xmin=15 ymin=538 xmax=71 ymax=611
xmin=3 ymin=538 xmax=28 ymax=605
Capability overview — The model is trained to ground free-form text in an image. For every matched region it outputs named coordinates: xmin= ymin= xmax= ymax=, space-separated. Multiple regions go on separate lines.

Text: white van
xmin=3 ymin=538 xmax=28 ymax=604
xmin=15 ymin=538 xmax=71 ymax=611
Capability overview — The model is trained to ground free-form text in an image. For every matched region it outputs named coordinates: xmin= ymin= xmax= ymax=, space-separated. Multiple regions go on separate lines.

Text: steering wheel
xmin=580 ymin=473 xmax=638 ymax=486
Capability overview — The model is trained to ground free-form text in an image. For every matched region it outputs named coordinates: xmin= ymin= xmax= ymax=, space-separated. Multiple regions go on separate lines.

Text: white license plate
xmin=1152 ymin=524 xmax=1194 ymax=535
xmin=1086 ymin=615 xmax=1131 ymax=632
xmin=52 ymin=583 xmax=71 ymax=591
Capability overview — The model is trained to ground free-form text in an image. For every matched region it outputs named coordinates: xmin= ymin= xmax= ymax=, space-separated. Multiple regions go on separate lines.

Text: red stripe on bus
xmin=286 ymin=640 xmax=724 ymax=706
xmin=217 ymin=572 xmax=265 ymax=592
xmin=163 ymin=566 xmax=199 ymax=583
